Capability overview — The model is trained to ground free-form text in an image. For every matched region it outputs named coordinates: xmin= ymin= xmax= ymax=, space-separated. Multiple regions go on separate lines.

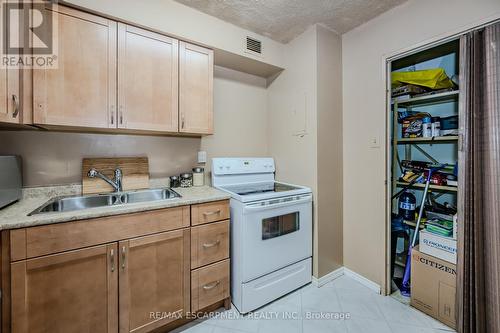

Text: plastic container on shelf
xmin=422 ymin=117 xmax=432 ymax=137
xmin=431 ymin=117 xmax=441 ymax=137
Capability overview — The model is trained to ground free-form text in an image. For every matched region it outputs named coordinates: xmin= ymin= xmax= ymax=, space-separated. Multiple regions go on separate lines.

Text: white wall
xmin=267 ymin=26 xmax=318 ymax=190
xmin=316 ymin=25 xmax=343 ymax=276
xmin=342 ymin=0 xmax=500 ymax=289
xmin=267 ymin=25 xmax=343 ymax=277
xmin=267 ymin=25 xmax=319 ymax=274
xmin=201 ymin=66 xmax=269 ymax=182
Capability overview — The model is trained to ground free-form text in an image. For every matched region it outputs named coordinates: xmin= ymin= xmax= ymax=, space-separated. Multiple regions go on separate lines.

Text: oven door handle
xmin=243 ymin=195 xmax=312 ymax=212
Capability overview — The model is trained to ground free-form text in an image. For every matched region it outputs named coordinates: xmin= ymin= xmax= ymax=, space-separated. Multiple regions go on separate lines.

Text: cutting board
xmin=82 ymin=157 xmax=149 ymax=194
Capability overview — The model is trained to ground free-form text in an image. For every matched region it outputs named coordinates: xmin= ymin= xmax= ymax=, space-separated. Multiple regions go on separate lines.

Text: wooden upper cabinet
xmin=0 ymin=0 xmax=20 ymax=124
xmin=179 ymin=42 xmax=214 ymax=135
xmin=118 ymin=24 xmax=179 ymax=132
xmin=0 ymin=65 xmax=20 ymax=124
xmin=10 ymin=243 xmax=118 ymax=333
xmin=119 ymin=229 xmax=190 ymax=333
xmin=33 ymin=6 xmax=117 ymax=129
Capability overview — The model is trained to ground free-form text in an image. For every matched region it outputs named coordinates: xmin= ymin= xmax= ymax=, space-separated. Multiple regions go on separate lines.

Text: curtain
xmin=457 ymin=23 xmax=500 ymax=333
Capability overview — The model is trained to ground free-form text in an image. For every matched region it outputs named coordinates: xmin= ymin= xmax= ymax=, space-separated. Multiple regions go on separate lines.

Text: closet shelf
xmin=392 ymin=90 xmax=459 ymax=107
xmin=403 ymin=220 xmax=426 ymax=229
xmin=396 ymin=136 xmax=459 ymax=144
xmin=395 ymin=181 xmax=458 ymax=193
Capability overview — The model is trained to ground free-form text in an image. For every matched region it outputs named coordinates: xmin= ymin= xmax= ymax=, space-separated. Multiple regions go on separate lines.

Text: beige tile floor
xmin=172 ymin=275 xmax=456 ymax=333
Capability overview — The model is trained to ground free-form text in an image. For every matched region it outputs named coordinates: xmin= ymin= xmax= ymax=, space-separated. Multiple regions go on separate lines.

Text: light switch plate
xmin=369 ymin=136 xmax=381 ymax=148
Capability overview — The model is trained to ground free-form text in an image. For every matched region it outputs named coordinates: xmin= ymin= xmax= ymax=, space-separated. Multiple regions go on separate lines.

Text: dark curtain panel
xmin=458 ymin=23 xmax=500 ymax=333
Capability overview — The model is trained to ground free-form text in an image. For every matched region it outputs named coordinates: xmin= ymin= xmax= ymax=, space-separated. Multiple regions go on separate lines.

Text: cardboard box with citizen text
xmin=410 ymin=246 xmax=456 ymax=329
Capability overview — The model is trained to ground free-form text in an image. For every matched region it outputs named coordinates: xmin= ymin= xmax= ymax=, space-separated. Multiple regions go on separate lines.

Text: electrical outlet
xmin=197 ymin=151 xmax=207 ymax=164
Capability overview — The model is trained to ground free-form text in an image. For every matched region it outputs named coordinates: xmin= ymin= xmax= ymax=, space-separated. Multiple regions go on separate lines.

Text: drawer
xmin=191 ymin=200 xmax=229 ymax=226
xmin=10 ymin=206 xmax=190 ymax=261
xmin=191 ymin=259 xmax=230 ymax=312
xmin=191 ymin=220 xmax=229 ymax=269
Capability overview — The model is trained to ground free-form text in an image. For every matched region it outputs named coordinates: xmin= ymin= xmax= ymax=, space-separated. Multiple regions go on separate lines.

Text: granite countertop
xmin=0 ymin=182 xmax=231 ymax=230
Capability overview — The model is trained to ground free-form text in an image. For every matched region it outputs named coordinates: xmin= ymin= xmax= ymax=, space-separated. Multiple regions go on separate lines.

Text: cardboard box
xmin=420 ymin=229 xmax=457 ymax=264
xmin=411 ymin=246 xmax=456 ymax=329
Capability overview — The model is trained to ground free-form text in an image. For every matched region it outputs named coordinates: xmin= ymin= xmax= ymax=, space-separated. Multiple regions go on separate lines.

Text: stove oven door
xmin=241 ymin=194 xmax=312 ymax=282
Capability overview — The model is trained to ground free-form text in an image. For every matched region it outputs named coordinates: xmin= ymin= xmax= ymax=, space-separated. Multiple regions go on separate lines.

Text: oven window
xmin=262 ymin=212 xmax=300 ymax=240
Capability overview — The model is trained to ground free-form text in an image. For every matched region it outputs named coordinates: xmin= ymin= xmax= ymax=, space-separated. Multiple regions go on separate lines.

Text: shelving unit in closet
xmin=387 ymin=39 xmax=460 ymax=325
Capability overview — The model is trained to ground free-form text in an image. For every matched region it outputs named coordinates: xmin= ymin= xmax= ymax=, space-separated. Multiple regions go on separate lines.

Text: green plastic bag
xmin=392 ymin=68 xmax=455 ymax=90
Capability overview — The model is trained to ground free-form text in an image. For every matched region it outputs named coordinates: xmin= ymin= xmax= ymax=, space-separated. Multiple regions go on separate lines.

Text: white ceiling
xmin=173 ymin=0 xmax=408 ymax=43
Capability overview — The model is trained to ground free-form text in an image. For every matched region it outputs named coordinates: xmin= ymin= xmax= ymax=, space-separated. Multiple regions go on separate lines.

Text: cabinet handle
xmin=110 ymin=249 xmax=115 ymax=272
xmin=119 ymin=106 xmax=123 ymax=125
xmin=203 ymin=209 xmax=221 ymax=216
xmin=110 ymin=105 xmax=115 ymax=125
xmin=181 ymin=114 xmax=185 ymax=129
xmin=12 ymin=94 xmax=19 ymax=118
xmin=203 ymin=240 xmax=220 ymax=248
xmin=121 ymin=246 xmax=126 ymax=269
xmin=203 ymin=280 xmax=220 ymax=290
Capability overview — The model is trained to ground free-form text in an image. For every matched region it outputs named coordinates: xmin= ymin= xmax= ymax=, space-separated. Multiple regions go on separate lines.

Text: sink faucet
xmin=87 ymin=168 xmax=123 ymax=192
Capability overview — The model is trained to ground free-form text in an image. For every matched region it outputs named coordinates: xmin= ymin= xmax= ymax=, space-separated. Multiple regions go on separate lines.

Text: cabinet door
xmin=0 ymin=65 xmax=19 ymax=124
xmin=179 ymin=42 xmax=213 ymax=135
xmin=0 ymin=0 xmax=20 ymax=124
xmin=118 ymin=24 xmax=178 ymax=132
xmin=33 ymin=6 xmax=117 ymax=129
xmin=119 ymin=229 xmax=190 ymax=333
xmin=10 ymin=243 xmax=118 ymax=333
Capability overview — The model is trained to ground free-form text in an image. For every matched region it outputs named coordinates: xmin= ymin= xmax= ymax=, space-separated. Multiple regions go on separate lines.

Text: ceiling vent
xmin=245 ymin=36 xmax=262 ymax=56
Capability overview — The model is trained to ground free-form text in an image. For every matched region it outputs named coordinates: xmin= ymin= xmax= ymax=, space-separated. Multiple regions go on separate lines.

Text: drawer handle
xmin=203 ymin=209 xmax=221 ymax=216
xmin=203 ymin=280 xmax=220 ymax=290
xmin=203 ymin=240 xmax=220 ymax=248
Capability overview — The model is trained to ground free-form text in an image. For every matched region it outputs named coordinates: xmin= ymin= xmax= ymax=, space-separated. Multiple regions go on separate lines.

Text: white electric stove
xmin=212 ymin=158 xmax=312 ymax=313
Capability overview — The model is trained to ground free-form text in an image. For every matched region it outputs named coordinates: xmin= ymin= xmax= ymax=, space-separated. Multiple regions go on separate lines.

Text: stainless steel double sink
xmin=29 ymin=188 xmax=181 ymax=215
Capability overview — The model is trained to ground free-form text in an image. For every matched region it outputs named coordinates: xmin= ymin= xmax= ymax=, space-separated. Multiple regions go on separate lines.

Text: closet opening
xmin=385 ymin=38 xmax=460 ymax=329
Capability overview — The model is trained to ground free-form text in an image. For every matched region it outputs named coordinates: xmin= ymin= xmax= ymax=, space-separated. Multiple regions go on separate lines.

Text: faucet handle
xmin=114 ymin=168 xmax=122 ymax=177
xmin=88 ymin=168 xmax=98 ymax=178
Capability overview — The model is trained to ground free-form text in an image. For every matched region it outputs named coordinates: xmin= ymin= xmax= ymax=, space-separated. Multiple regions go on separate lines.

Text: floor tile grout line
xmin=370 ymin=290 xmax=396 ymax=329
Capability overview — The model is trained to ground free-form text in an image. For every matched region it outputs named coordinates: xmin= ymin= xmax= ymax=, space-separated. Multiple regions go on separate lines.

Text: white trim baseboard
xmin=343 ymin=268 xmax=381 ymax=294
xmin=312 ymin=267 xmax=344 ymax=287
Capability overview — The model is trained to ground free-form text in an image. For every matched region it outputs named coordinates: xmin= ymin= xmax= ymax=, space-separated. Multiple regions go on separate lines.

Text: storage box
xmin=411 ymin=246 xmax=456 ymax=329
xmin=419 ymin=230 xmax=457 ymax=264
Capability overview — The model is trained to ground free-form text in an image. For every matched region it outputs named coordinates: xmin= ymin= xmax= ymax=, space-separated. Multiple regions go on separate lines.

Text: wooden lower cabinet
xmin=191 ymin=260 xmax=230 ymax=312
xmin=4 ymin=203 xmax=230 ymax=333
xmin=119 ymin=229 xmax=190 ymax=333
xmin=191 ymin=220 xmax=229 ymax=269
xmin=10 ymin=243 xmax=118 ymax=333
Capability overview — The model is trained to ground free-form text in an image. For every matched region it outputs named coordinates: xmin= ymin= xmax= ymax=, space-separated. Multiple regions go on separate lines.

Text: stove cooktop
xmin=220 ymin=182 xmax=303 ymax=196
